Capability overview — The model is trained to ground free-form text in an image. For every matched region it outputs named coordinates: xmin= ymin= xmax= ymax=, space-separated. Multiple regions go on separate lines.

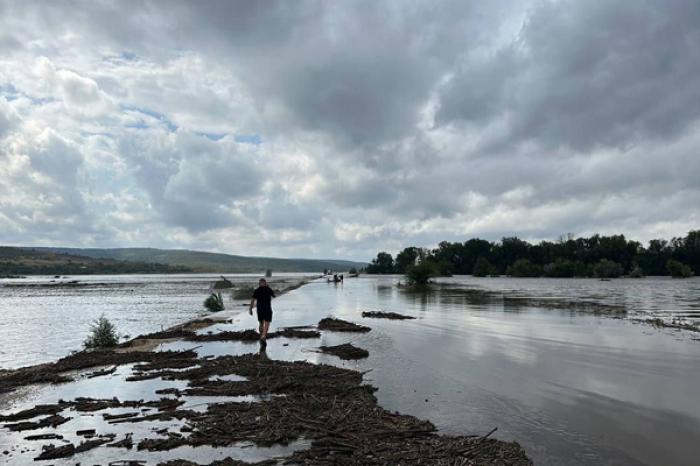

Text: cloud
xmin=0 ymin=0 xmax=698 ymax=260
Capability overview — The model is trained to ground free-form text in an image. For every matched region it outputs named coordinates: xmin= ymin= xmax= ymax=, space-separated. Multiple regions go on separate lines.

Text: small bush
xmin=83 ymin=315 xmax=119 ymax=349
xmin=667 ymin=259 xmax=694 ymax=278
xmin=204 ymin=292 xmax=225 ymax=312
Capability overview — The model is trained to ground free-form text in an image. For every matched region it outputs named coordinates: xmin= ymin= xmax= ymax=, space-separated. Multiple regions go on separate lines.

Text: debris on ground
xmin=87 ymin=365 xmax=118 ymax=378
xmin=362 ymin=310 xmax=416 ymax=320
xmin=0 ymin=348 xmax=197 ymax=394
xmin=318 ymin=343 xmax=369 ymax=360
xmin=187 ymin=328 xmax=320 ymax=342
xmin=1 ymin=320 xmax=532 ymax=466
xmin=318 ymin=317 xmax=371 ymax=333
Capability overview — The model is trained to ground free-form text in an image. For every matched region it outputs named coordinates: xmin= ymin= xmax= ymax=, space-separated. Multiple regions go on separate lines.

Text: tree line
xmin=365 ymin=231 xmax=699 ymax=278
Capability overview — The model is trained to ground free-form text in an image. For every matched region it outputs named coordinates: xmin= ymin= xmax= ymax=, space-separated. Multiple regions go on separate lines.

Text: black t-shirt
xmin=252 ymin=286 xmax=275 ymax=312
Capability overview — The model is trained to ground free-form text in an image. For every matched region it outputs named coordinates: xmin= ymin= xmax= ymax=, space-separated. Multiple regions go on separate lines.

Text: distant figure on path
xmin=250 ymin=278 xmax=275 ymax=346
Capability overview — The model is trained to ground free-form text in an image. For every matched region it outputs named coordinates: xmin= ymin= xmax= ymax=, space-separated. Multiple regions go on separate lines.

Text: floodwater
xmin=2 ymin=274 xmax=700 ymax=465
xmin=0 ymin=273 xmax=315 ymax=369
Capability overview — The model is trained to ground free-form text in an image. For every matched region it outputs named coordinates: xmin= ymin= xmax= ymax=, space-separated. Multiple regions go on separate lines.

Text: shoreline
xmin=0 ymin=277 xmax=533 ymax=465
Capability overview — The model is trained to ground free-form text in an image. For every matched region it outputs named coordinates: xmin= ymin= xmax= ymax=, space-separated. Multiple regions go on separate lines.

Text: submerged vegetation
xmin=83 ymin=315 xmax=119 ymax=349
xmin=367 ymin=230 xmax=700 ymax=278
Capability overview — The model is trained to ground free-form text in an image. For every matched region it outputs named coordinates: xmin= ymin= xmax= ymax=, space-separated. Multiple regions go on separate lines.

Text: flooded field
xmin=0 ymin=273 xmax=314 ymax=369
xmin=2 ymin=274 xmax=700 ymax=465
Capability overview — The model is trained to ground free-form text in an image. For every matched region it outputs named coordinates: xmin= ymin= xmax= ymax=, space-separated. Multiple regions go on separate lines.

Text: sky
xmin=1 ymin=0 xmax=699 ymax=261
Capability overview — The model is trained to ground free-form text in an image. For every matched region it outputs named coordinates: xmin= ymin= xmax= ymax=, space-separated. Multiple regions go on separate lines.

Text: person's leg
xmin=258 ymin=320 xmax=264 ymax=337
xmin=261 ymin=320 xmax=270 ymax=340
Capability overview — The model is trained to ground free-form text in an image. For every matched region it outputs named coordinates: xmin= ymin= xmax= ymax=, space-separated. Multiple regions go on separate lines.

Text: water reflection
xmin=276 ymin=276 xmax=700 ymax=465
xmin=3 ymin=274 xmax=700 ymax=465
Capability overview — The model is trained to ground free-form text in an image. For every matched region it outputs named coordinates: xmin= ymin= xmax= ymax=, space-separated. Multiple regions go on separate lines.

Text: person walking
xmin=249 ymin=278 xmax=275 ymax=346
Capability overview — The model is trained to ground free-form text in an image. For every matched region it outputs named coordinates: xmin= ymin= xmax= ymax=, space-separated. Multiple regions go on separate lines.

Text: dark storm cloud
xmin=438 ymin=0 xmax=700 ymax=152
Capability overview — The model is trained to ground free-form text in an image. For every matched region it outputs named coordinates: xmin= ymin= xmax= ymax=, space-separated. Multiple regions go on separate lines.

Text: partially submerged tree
xmin=366 ymin=251 xmax=395 ymax=274
xmin=204 ymin=292 xmax=225 ymax=312
xmin=593 ymin=259 xmax=623 ymax=279
xmin=667 ymin=259 xmax=694 ymax=278
xmin=472 ymin=256 xmax=496 ymax=277
xmin=507 ymin=259 xmax=542 ymax=277
xmin=83 ymin=315 xmax=119 ymax=349
xmin=405 ymin=260 xmax=438 ymax=287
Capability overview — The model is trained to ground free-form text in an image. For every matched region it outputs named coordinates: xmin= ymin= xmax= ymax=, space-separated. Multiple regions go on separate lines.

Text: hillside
xmin=0 ymin=247 xmax=192 ymax=276
xmin=25 ymin=247 xmax=366 ymax=273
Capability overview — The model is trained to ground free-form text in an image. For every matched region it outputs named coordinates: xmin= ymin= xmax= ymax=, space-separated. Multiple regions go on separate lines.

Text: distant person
xmin=249 ymin=278 xmax=275 ymax=346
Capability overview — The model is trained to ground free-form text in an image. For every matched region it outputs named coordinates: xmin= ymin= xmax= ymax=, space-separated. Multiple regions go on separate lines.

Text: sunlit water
xmin=2 ymin=274 xmax=700 ymax=465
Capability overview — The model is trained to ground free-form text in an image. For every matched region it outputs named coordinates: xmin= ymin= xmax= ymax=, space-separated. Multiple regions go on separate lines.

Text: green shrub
xmin=593 ymin=259 xmax=623 ymax=279
xmin=204 ymin=292 xmax=225 ymax=312
xmin=543 ymin=259 xmax=578 ymax=278
xmin=405 ymin=260 xmax=438 ymax=286
xmin=508 ymin=259 xmax=542 ymax=277
xmin=667 ymin=259 xmax=694 ymax=278
xmin=472 ymin=256 xmax=495 ymax=277
xmin=83 ymin=315 xmax=119 ymax=349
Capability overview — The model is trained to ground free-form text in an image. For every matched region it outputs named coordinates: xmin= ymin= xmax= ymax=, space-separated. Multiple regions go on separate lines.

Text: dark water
xmin=2 ymin=274 xmax=700 ymax=465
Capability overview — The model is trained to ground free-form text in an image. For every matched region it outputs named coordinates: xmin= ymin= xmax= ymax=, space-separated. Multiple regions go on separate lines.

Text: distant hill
xmin=0 ymin=247 xmax=192 ymax=276
xmin=25 ymin=247 xmax=367 ymax=273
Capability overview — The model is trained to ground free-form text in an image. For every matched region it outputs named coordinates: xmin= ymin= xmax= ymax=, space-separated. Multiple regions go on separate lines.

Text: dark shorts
xmin=257 ymin=308 xmax=272 ymax=322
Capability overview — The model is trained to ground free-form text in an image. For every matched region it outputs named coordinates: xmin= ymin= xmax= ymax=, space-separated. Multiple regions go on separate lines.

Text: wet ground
xmin=2 ymin=275 xmax=700 ymax=464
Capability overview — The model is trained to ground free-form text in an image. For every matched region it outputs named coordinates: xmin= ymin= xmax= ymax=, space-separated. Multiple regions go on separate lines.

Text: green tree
xmin=593 ymin=259 xmax=623 ymax=278
xmin=405 ymin=260 xmax=438 ymax=286
xmin=394 ymin=247 xmax=420 ymax=274
xmin=543 ymin=259 xmax=587 ymax=277
xmin=366 ymin=252 xmax=395 ymax=274
xmin=507 ymin=258 xmax=542 ymax=277
xmin=667 ymin=259 xmax=694 ymax=278
xmin=472 ymin=256 xmax=495 ymax=277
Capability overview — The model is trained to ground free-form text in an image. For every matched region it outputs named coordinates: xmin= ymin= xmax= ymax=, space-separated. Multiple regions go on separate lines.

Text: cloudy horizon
xmin=1 ymin=0 xmax=699 ymax=261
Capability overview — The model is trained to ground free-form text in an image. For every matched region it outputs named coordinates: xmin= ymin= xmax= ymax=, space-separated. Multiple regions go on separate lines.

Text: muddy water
xmin=2 ymin=275 xmax=700 ymax=465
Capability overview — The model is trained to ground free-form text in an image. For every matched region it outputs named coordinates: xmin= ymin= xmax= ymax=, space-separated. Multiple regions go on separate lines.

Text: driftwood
xmin=187 ymin=328 xmax=320 ymax=343
xmin=362 ymin=310 xmax=415 ymax=320
xmin=3 ymin=320 xmax=531 ymax=466
xmin=318 ymin=343 xmax=369 ymax=360
xmin=318 ymin=317 xmax=371 ymax=333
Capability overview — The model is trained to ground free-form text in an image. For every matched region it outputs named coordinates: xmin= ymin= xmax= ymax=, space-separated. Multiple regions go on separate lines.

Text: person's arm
xmin=249 ymin=298 xmax=256 ymax=315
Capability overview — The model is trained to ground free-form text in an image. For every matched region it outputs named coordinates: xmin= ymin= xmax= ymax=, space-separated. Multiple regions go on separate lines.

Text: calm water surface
xmin=0 ymin=273 xmax=314 ymax=369
xmin=2 ymin=274 xmax=700 ymax=465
